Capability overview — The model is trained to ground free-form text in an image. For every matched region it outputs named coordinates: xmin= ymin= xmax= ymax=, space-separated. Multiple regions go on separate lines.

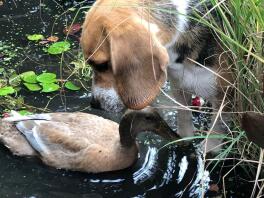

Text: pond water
xmin=0 ymin=0 xmax=253 ymax=197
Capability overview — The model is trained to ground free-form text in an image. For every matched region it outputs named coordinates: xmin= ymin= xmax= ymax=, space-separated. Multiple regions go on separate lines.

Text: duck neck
xmin=119 ymin=114 xmax=138 ymax=148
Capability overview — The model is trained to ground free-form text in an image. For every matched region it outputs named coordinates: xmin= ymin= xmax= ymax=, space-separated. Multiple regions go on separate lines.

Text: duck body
xmin=0 ymin=109 xmax=177 ymax=173
xmin=0 ymin=112 xmax=137 ymax=173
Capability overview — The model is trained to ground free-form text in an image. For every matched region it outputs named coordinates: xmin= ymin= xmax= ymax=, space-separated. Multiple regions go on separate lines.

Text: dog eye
xmin=88 ymin=60 xmax=109 ymax=72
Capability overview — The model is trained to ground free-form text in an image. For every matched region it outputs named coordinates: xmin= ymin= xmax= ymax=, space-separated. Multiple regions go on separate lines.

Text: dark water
xmin=0 ymin=1 xmax=253 ymax=197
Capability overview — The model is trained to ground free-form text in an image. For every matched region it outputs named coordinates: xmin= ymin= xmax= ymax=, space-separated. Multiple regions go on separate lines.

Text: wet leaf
xmin=27 ymin=34 xmax=44 ymax=41
xmin=47 ymin=41 xmax=70 ymax=55
xmin=0 ymin=86 xmax=15 ymax=96
xmin=21 ymin=71 xmax=38 ymax=84
xmin=23 ymin=83 xmax=42 ymax=91
xmin=41 ymin=83 xmax=60 ymax=92
xmin=65 ymin=81 xmax=81 ymax=91
xmin=36 ymin=73 xmax=57 ymax=83
xmin=20 ymin=71 xmax=36 ymax=79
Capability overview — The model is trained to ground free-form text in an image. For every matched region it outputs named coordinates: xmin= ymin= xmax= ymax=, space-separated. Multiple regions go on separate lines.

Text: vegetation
xmin=194 ymin=0 xmax=263 ymax=196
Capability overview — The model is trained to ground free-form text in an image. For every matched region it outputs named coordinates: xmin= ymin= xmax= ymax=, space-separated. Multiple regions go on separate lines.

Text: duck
xmin=0 ymin=108 xmax=178 ymax=173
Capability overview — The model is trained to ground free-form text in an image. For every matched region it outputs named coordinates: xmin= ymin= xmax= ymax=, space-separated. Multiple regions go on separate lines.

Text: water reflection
xmin=0 ymin=132 xmax=210 ymax=197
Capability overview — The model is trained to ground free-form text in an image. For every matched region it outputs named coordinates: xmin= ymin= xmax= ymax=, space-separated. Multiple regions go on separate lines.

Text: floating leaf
xmin=23 ymin=83 xmax=42 ymax=91
xmin=21 ymin=71 xmax=38 ymax=84
xmin=37 ymin=73 xmax=57 ymax=83
xmin=47 ymin=41 xmax=70 ymax=55
xmin=20 ymin=71 xmax=36 ymax=79
xmin=0 ymin=86 xmax=15 ymax=96
xmin=41 ymin=83 xmax=60 ymax=93
xmin=27 ymin=34 xmax=44 ymax=41
xmin=65 ymin=81 xmax=81 ymax=91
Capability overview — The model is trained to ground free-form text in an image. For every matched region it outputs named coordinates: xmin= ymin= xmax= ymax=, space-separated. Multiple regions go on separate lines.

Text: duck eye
xmin=88 ymin=60 xmax=109 ymax=72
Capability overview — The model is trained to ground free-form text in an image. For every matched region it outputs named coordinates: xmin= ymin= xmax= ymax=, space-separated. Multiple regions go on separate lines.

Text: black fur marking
xmin=196 ymin=32 xmax=217 ymax=67
xmin=174 ymin=45 xmax=192 ymax=63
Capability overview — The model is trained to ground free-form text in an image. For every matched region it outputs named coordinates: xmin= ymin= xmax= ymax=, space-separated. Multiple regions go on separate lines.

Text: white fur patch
xmin=92 ymin=86 xmax=124 ymax=112
xmin=171 ymin=0 xmax=189 ymax=32
xmin=168 ymin=63 xmax=217 ymax=99
xmin=134 ymin=17 xmax=160 ymax=35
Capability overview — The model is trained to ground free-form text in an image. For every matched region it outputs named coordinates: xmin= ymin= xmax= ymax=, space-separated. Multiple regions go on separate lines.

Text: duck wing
xmin=4 ymin=112 xmax=120 ymax=171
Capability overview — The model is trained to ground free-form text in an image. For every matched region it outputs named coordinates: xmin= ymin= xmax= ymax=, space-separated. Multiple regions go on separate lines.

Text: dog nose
xmin=90 ymin=97 xmax=102 ymax=109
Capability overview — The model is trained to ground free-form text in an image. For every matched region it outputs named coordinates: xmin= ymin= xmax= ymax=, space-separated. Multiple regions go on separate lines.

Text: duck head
xmin=119 ymin=107 xmax=179 ymax=147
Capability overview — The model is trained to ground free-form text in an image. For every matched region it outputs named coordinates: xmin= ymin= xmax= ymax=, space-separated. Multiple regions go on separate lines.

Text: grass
xmin=194 ymin=0 xmax=264 ymax=196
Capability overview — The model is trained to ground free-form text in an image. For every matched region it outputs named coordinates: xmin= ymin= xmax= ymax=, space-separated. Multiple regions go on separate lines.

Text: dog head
xmin=81 ymin=0 xmax=169 ymax=112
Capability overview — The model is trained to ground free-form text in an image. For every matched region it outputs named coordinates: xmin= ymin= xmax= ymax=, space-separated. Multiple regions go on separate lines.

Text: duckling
xmin=0 ymin=108 xmax=178 ymax=173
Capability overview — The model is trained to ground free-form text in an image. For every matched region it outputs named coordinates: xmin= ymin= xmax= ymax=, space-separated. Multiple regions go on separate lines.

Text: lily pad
xmin=65 ymin=81 xmax=81 ymax=91
xmin=37 ymin=73 xmax=57 ymax=83
xmin=41 ymin=83 xmax=60 ymax=93
xmin=23 ymin=83 xmax=42 ymax=91
xmin=27 ymin=34 xmax=44 ymax=41
xmin=47 ymin=41 xmax=70 ymax=55
xmin=0 ymin=86 xmax=15 ymax=96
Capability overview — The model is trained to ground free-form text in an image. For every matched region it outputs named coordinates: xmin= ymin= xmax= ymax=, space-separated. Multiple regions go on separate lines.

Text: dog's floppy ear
xmin=109 ymin=28 xmax=169 ymax=110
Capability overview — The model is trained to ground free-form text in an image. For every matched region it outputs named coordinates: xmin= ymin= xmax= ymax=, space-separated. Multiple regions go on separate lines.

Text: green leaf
xmin=0 ymin=86 xmax=15 ymax=96
xmin=20 ymin=71 xmax=36 ymax=79
xmin=23 ymin=83 xmax=42 ymax=91
xmin=65 ymin=81 xmax=81 ymax=91
xmin=41 ymin=83 xmax=60 ymax=92
xmin=20 ymin=71 xmax=38 ymax=84
xmin=36 ymin=73 xmax=57 ymax=83
xmin=27 ymin=34 xmax=44 ymax=41
xmin=18 ymin=110 xmax=32 ymax=116
xmin=47 ymin=41 xmax=71 ymax=55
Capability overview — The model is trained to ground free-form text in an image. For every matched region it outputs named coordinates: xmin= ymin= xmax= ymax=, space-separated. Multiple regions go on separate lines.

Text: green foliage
xmin=21 ymin=71 xmax=38 ymax=83
xmin=41 ymin=83 xmax=60 ymax=92
xmin=36 ymin=73 xmax=57 ymax=83
xmin=18 ymin=110 xmax=32 ymax=116
xmin=23 ymin=83 xmax=42 ymax=91
xmin=47 ymin=41 xmax=71 ymax=55
xmin=27 ymin=34 xmax=44 ymax=41
xmin=0 ymin=86 xmax=15 ymax=96
xmin=65 ymin=81 xmax=81 ymax=91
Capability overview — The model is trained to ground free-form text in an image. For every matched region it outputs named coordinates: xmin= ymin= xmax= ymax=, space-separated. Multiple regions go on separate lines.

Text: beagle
xmin=81 ymin=0 xmax=233 ymax=153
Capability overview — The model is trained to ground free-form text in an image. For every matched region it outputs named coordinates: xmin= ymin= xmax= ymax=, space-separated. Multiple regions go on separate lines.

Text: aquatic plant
xmin=27 ymin=34 xmax=44 ymax=41
xmin=47 ymin=41 xmax=71 ymax=54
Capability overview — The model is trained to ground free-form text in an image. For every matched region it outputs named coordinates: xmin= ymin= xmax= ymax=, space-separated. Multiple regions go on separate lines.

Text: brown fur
xmin=81 ymin=0 xmax=169 ymax=109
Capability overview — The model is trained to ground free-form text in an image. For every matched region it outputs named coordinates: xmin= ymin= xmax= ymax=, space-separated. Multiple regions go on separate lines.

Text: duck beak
xmin=157 ymin=119 xmax=180 ymax=141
